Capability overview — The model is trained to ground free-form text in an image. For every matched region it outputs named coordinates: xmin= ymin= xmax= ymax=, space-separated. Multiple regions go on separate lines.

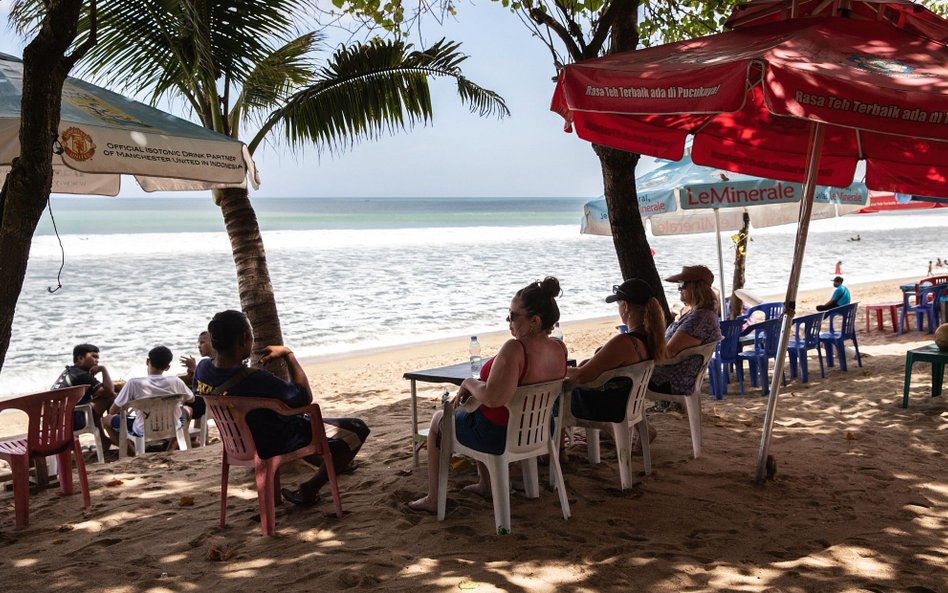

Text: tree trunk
xmin=0 ymin=1 xmax=84 ymax=375
xmin=729 ymin=212 xmax=751 ymax=319
xmin=593 ymin=144 xmax=671 ymax=320
xmin=214 ymin=187 xmax=288 ymax=379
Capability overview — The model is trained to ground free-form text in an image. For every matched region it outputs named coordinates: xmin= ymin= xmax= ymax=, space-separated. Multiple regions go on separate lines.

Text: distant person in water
xmin=848 ymin=234 xmax=861 ymax=242
xmin=929 ymin=261 xmax=934 ymax=275
xmin=937 ymin=257 xmax=944 ymax=268
xmin=816 ymin=276 xmax=851 ymax=311
xmin=835 ymin=260 xmax=842 ymax=276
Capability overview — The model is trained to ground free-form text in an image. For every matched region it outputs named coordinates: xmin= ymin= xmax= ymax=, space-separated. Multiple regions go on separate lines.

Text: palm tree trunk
xmin=593 ymin=143 xmax=671 ymax=321
xmin=730 ymin=213 xmax=751 ymax=319
xmin=214 ymin=187 xmax=288 ymax=379
xmin=0 ymin=1 xmax=83 ymax=374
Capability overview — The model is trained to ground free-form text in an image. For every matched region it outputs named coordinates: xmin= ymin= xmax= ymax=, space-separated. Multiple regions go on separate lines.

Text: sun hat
xmin=605 ymin=279 xmax=654 ymax=305
xmin=664 ymin=265 xmax=714 ymax=285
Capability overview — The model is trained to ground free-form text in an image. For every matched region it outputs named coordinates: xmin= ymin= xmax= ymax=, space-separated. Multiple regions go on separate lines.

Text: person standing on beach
xmin=816 ymin=276 xmax=851 ymax=311
xmin=835 ymin=261 xmax=842 ymax=276
xmin=194 ymin=310 xmax=369 ymax=506
xmin=51 ymin=343 xmax=116 ymax=444
xmin=102 ymin=346 xmax=192 ymax=454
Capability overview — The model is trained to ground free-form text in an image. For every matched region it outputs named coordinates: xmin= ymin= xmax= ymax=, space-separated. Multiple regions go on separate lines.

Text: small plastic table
xmin=902 ymin=344 xmax=948 ymax=408
xmin=865 ymin=302 xmax=903 ymax=333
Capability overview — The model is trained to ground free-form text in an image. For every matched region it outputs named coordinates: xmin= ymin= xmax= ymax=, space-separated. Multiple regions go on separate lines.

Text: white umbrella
xmin=0 ymin=52 xmax=258 ymax=194
xmin=581 ymin=155 xmax=869 ymax=315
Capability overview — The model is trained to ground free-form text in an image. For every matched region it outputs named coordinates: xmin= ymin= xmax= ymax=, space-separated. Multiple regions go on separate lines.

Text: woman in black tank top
xmin=566 ymin=279 xmax=667 ymax=423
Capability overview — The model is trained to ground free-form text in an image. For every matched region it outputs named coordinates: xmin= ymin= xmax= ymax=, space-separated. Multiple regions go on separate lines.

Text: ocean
xmin=1 ymin=196 xmax=944 ymax=396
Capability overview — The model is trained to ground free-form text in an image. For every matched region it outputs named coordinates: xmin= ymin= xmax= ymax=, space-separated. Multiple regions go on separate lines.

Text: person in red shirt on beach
xmin=409 ymin=277 xmax=568 ymax=513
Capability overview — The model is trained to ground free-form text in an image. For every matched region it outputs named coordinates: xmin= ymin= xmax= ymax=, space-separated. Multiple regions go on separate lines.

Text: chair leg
xmin=852 ymin=336 xmax=863 ymax=368
xmin=11 ymin=456 xmax=30 ymax=529
xmin=219 ymin=453 xmax=230 ymax=529
xmin=175 ymin=426 xmax=190 ymax=452
xmin=613 ymin=422 xmax=633 ymax=489
xmin=586 ymin=428 xmax=601 ymax=464
xmin=56 ymin=450 xmax=74 ymax=495
xmin=737 ymin=360 xmax=746 ymax=395
xmin=823 ymin=339 xmax=835 ymax=367
xmin=800 ymin=351 xmax=810 ymax=384
xmin=683 ymin=395 xmax=702 ymax=459
xmin=437 ymin=415 xmax=454 ymax=521
xmin=788 ymin=351 xmax=799 ymax=380
xmin=254 ymin=461 xmax=278 ymax=536
xmin=817 ymin=345 xmax=825 ymax=378
xmin=520 ymin=458 xmax=539 ymax=499
xmin=547 ymin=441 xmax=571 ymax=521
xmin=485 ymin=456 xmax=511 ymax=535
xmin=837 ymin=340 xmax=848 ymax=372
xmin=73 ymin=440 xmax=91 ymax=510
xmin=638 ymin=416 xmax=652 ymax=476
xmin=320 ymin=437 xmax=344 ymax=520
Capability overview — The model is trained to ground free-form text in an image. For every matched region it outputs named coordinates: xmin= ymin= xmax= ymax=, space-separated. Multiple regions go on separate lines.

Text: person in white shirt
xmin=103 ymin=346 xmax=193 ymax=454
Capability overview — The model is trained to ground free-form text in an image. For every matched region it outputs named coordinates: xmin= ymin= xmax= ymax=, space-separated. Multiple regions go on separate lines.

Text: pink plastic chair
xmin=203 ymin=395 xmax=343 ymax=536
xmin=0 ymin=386 xmax=91 ymax=529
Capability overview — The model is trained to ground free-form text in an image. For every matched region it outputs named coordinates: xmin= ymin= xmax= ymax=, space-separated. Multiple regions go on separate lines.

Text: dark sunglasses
xmin=506 ymin=310 xmax=529 ymax=322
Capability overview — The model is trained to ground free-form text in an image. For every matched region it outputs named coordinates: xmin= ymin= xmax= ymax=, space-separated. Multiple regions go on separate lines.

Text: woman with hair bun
xmin=566 ymin=278 xmax=667 ymax=423
xmin=409 ymin=277 xmax=568 ymax=513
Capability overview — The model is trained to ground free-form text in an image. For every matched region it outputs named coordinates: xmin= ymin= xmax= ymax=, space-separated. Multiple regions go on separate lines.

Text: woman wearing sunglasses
xmin=649 ymin=265 xmax=722 ymax=398
xmin=565 ymin=279 xmax=667 ymax=424
xmin=409 ymin=277 xmax=568 ymax=513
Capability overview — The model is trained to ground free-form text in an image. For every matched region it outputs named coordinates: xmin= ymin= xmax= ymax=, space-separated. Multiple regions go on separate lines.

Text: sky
xmin=0 ymin=2 xmax=615 ymax=199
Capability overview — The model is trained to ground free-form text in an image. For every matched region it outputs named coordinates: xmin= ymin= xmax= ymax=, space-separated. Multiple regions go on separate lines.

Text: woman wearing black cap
xmin=565 ymin=279 xmax=667 ymax=423
xmin=649 ymin=265 xmax=722 ymax=397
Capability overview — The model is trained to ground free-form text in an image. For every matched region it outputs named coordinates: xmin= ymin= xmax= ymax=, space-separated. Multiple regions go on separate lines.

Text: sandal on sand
xmin=339 ymin=461 xmax=359 ymax=475
xmin=281 ymin=488 xmax=321 ymax=507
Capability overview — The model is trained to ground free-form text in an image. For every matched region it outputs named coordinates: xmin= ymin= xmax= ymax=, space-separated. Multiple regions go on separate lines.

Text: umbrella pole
xmin=714 ymin=208 xmax=728 ymax=318
xmin=754 ymin=121 xmax=826 ymax=484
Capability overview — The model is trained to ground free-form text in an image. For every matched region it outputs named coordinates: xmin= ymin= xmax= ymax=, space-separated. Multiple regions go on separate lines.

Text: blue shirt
xmin=832 ymin=285 xmax=851 ymax=306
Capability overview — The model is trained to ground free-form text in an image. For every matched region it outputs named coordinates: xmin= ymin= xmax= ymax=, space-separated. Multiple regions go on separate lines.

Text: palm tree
xmin=12 ymin=0 xmax=508 ymax=376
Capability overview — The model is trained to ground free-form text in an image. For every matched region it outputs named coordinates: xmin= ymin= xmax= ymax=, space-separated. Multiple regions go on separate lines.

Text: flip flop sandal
xmin=281 ymin=487 xmax=321 ymax=507
xmin=339 ymin=461 xmax=359 ymax=475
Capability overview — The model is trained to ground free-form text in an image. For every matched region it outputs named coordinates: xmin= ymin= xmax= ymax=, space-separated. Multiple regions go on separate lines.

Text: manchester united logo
xmin=60 ymin=127 xmax=96 ymax=161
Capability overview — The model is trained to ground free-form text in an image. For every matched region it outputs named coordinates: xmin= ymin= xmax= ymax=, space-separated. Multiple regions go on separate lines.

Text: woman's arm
xmin=665 ymin=329 xmax=701 ymax=358
xmin=459 ymin=339 xmax=522 ymax=408
xmin=566 ymin=334 xmax=637 ymax=385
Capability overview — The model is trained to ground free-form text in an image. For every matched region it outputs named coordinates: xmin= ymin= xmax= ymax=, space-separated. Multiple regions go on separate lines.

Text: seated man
xmin=816 ymin=276 xmax=851 ymax=311
xmin=103 ymin=346 xmax=193 ymax=454
xmin=180 ymin=330 xmax=216 ymax=437
xmin=51 ymin=343 xmax=116 ymax=444
xmin=194 ymin=310 xmax=369 ymax=506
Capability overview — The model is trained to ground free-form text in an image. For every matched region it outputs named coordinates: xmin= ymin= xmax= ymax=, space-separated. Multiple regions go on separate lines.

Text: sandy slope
xmin=0 ymin=278 xmax=945 ymax=593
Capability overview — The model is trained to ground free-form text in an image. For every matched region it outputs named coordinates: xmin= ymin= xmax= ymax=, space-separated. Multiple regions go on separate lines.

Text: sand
xmin=1 ymin=278 xmax=945 ymax=593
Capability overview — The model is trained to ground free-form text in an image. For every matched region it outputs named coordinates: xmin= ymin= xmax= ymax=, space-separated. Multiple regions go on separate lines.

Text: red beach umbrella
xmin=551 ymin=6 xmax=948 ymax=482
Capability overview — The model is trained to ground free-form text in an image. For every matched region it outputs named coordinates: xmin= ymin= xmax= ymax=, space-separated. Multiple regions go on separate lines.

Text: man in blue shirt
xmin=817 ymin=276 xmax=851 ymax=311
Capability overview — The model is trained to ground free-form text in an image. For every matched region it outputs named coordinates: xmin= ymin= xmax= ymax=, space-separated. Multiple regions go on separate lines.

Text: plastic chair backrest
xmin=573 ymin=361 xmax=656 ymax=422
xmin=917 ymin=283 xmax=945 ymax=307
xmin=127 ymin=394 xmax=185 ymax=440
xmin=718 ymin=319 xmax=745 ymax=360
xmin=746 ymin=317 xmax=782 ymax=357
xmin=746 ymin=302 xmax=784 ymax=322
xmin=0 ymin=387 xmax=86 ymax=456
xmin=793 ymin=312 xmax=825 ymax=347
xmin=203 ymin=395 xmax=279 ymax=463
xmin=826 ymin=302 xmax=858 ymax=337
xmin=504 ymin=380 xmax=564 ymax=456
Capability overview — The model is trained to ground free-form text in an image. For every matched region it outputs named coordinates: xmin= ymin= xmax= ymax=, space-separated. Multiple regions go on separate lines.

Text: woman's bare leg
xmin=408 ymin=410 xmax=444 ymax=512
xmin=461 ymin=461 xmax=492 ymax=498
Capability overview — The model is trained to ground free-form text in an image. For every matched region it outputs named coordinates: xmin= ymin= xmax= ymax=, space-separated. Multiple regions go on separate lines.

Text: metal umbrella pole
xmin=754 ymin=121 xmax=825 ymax=484
xmin=714 ymin=208 xmax=728 ymax=318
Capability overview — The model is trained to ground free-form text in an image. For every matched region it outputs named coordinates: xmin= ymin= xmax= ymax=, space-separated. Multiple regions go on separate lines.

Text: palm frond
xmin=251 ymin=38 xmax=509 ymax=154
xmin=236 ymin=32 xmax=323 ymax=122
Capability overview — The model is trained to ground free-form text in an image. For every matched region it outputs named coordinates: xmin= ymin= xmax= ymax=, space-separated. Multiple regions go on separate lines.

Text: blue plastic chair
xmin=819 ymin=303 xmax=862 ymax=372
xmin=787 ymin=312 xmax=825 ymax=383
xmin=745 ymin=302 xmax=784 ymax=323
xmin=902 ymin=284 xmax=946 ymax=334
xmin=709 ymin=319 xmax=746 ymax=399
xmin=737 ymin=318 xmax=786 ymax=397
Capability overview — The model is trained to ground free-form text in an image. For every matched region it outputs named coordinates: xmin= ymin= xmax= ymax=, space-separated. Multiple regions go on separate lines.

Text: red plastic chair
xmin=203 ymin=395 xmax=343 ymax=536
xmin=0 ymin=386 xmax=91 ymax=529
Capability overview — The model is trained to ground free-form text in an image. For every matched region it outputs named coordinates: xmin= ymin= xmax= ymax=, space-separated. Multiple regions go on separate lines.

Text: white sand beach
xmin=0 ymin=278 xmax=945 ymax=593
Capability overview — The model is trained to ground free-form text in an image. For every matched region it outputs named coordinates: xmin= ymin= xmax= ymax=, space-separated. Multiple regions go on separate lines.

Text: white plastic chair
xmin=118 ymin=394 xmax=190 ymax=458
xmin=644 ymin=341 xmax=718 ymax=459
xmin=188 ymin=413 xmax=209 ymax=447
xmin=556 ymin=361 xmax=655 ymax=489
xmin=437 ymin=379 xmax=569 ymax=535
xmin=74 ymin=403 xmax=105 ymax=464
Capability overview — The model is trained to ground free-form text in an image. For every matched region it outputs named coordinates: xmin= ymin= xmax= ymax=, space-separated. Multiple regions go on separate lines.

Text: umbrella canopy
xmin=551 ymin=6 xmax=948 ymax=483
xmin=551 ymin=16 xmax=948 ymax=196
xmin=580 ymin=156 xmax=868 ymax=237
xmin=0 ymin=52 xmax=258 ymax=195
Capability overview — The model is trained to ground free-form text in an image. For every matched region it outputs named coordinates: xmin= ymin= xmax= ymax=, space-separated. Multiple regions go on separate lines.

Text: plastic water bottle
xmin=551 ymin=322 xmax=564 ymax=341
xmin=469 ymin=336 xmax=482 ymax=378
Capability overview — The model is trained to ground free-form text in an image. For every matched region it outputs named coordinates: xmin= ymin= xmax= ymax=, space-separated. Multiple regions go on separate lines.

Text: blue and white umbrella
xmin=0 ymin=52 xmax=258 ymax=195
xmin=581 ymin=154 xmax=868 ymax=314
